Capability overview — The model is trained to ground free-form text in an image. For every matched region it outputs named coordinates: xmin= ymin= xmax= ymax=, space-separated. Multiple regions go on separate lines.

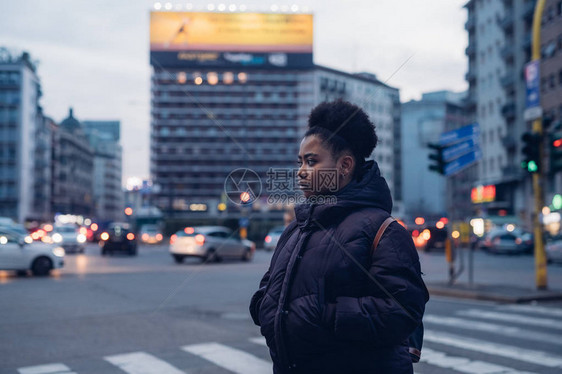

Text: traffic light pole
xmin=531 ymin=0 xmax=547 ymax=290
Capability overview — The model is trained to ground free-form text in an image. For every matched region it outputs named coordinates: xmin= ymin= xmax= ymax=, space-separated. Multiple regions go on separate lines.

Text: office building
xmin=0 ymin=49 xmax=42 ymax=223
xmin=149 ymin=10 xmax=402 ymax=218
xmin=83 ymin=120 xmax=124 ymax=222
xmin=51 ymin=108 xmax=94 ymax=217
xmin=402 ymin=91 xmax=470 ymax=219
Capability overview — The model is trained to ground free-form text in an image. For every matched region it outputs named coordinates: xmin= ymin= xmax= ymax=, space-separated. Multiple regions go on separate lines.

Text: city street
xmin=1 ymin=243 xmax=562 ymax=373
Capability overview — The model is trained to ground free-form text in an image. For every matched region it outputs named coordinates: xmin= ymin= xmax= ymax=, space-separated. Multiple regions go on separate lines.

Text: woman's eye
xmin=307 ymin=159 xmax=316 ymax=166
xmin=297 ymin=160 xmax=303 ymax=166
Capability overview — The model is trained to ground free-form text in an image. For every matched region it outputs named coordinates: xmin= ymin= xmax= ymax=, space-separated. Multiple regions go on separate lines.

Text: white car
xmin=0 ymin=227 xmax=65 ymax=276
xmin=50 ymin=225 xmax=87 ymax=253
xmin=170 ymin=226 xmax=254 ymax=263
xmin=264 ymin=226 xmax=285 ymax=251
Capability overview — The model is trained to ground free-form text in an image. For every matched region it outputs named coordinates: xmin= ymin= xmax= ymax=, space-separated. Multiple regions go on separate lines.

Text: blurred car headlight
xmin=24 ymin=235 xmax=33 ymax=244
xmin=52 ymin=233 xmax=63 ymax=243
xmin=77 ymin=234 xmax=87 ymax=243
xmin=52 ymin=247 xmax=65 ymax=257
xmin=41 ymin=236 xmax=54 ymax=244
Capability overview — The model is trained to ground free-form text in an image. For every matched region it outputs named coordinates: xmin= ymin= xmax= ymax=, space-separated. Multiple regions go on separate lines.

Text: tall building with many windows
xmin=51 ymin=109 xmax=94 ymax=217
xmin=149 ymin=10 xmax=402 ymax=218
xmin=83 ymin=120 xmax=125 ymax=222
xmin=541 ymin=0 xmax=562 ymax=211
xmin=0 ymin=49 xmax=42 ymax=223
xmin=464 ymin=0 xmax=544 ymax=223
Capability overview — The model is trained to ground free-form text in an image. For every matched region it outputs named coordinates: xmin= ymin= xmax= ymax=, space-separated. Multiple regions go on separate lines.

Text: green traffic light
xmin=527 ymin=160 xmax=538 ymax=172
xmin=553 ymin=194 xmax=562 ymax=210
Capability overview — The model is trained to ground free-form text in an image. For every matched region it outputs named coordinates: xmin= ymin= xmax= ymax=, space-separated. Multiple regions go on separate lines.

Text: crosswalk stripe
xmin=421 ymin=348 xmax=537 ymax=374
xmin=424 ymin=314 xmax=562 ymax=345
xmin=104 ymin=352 xmax=185 ymax=374
xmin=248 ymin=337 xmax=267 ymax=347
xmin=457 ymin=309 xmax=562 ymax=330
xmin=425 ymin=330 xmax=562 ymax=367
xmin=17 ymin=364 xmax=75 ymax=374
xmin=18 ymin=363 xmax=75 ymax=374
xmin=499 ymin=304 xmax=562 ymax=318
xmin=182 ymin=342 xmax=271 ymax=374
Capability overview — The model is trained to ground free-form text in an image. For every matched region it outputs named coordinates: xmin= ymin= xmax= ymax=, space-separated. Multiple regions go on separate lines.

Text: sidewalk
xmin=419 ymin=250 xmax=562 ymax=303
xmin=426 ymin=282 xmax=562 ymax=303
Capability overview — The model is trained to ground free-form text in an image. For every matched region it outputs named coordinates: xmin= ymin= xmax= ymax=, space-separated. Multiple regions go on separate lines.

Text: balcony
xmin=501 ymin=135 xmax=517 ymax=150
xmin=500 ymin=45 xmax=514 ymax=62
xmin=499 ymin=12 xmax=514 ymax=32
xmin=502 ymin=164 xmax=524 ymax=181
xmin=465 ymin=16 xmax=475 ymax=31
xmin=465 ymin=70 xmax=477 ymax=83
xmin=500 ymin=70 xmax=515 ymax=91
xmin=464 ymin=97 xmax=477 ymax=111
xmin=523 ymin=33 xmax=532 ymax=50
xmin=501 ymin=102 xmax=516 ymax=120
xmin=523 ymin=1 xmax=536 ymax=21
xmin=465 ymin=44 xmax=477 ymax=56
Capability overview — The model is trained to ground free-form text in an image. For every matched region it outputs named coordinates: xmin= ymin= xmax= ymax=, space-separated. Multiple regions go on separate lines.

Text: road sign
xmin=444 ymin=147 xmax=482 ymax=176
xmin=443 ymin=138 xmax=476 ymax=163
xmin=524 ymin=60 xmax=542 ymax=121
xmin=439 ymin=123 xmax=480 ymax=147
xmin=238 ymin=217 xmax=249 ymax=228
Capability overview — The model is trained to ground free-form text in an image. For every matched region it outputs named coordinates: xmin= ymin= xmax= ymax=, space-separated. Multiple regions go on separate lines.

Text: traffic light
xmin=550 ymin=125 xmax=562 ymax=174
xmin=428 ymin=143 xmax=445 ymax=175
xmin=521 ymin=131 xmax=541 ymax=173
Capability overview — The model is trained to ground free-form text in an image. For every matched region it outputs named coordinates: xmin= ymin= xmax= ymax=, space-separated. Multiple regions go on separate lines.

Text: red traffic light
xmin=554 ymin=138 xmax=562 ymax=148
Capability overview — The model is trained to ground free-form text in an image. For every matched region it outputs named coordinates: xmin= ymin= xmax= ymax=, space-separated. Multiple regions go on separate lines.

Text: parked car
xmin=99 ymin=223 xmax=137 ymax=256
xmin=50 ymin=225 xmax=87 ymax=253
xmin=479 ymin=229 xmax=529 ymax=254
xmin=546 ymin=234 xmax=562 ymax=264
xmin=0 ymin=227 xmax=65 ymax=276
xmin=170 ymin=226 xmax=254 ymax=263
xmin=139 ymin=224 xmax=164 ymax=244
xmin=264 ymin=226 xmax=285 ymax=251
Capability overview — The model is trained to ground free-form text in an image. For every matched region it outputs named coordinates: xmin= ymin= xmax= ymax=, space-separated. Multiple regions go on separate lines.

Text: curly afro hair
xmin=305 ymin=99 xmax=378 ymax=165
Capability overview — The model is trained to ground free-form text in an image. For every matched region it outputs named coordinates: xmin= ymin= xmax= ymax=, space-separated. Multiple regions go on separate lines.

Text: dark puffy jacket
xmin=250 ymin=161 xmax=429 ymax=374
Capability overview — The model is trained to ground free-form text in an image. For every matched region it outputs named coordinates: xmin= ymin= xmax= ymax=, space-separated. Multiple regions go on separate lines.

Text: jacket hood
xmin=294 ymin=160 xmax=392 ymax=228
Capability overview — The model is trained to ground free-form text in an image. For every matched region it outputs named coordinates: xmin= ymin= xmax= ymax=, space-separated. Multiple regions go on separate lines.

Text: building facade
xmin=83 ymin=121 xmax=124 ymax=222
xmin=149 ymin=65 xmax=402 ymax=218
xmin=32 ymin=111 xmax=55 ymax=222
xmin=464 ymin=0 xmax=542 ymax=225
xmin=541 ymin=0 xmax=562 ymax=210
xmin=0 ymin=50 xmax=42 ymax=223
xmin=313 ymin=67 xmax=402 ymax=211
xmin=51 ymin=109 xmax=94 ymax=217
xmin=402 ymin=91 xmax=470 ymax=219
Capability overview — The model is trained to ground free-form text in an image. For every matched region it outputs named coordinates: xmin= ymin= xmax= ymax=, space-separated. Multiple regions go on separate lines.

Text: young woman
xmin=250 ymin=100 xmax=429 ymax=374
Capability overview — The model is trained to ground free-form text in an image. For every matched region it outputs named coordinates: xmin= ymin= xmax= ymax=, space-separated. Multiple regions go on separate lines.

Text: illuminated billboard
xmin=150 ymin=12 xmax=313 ymax=68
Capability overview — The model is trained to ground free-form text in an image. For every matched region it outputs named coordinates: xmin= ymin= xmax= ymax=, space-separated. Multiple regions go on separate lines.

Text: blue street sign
xmin=525 ymin=60 xmax=540 ymax=109
xmin=239 ymin=217 xmax=250 ymax=228
xmin=443 ymin=138 xmax=476 ymax=163
xmin=439 ymin=123 xmax=480 ymax=147
xmin=444 ymin=147 xmax=482 ymax=176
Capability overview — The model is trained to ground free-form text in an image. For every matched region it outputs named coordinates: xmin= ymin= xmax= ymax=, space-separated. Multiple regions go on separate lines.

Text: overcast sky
xmin=0 ymin=0 xmax=468 ymax=184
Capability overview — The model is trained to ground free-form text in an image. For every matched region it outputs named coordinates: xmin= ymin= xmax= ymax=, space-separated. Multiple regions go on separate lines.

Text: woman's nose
xmin=297 ymin=165 xmax=307 ymax=179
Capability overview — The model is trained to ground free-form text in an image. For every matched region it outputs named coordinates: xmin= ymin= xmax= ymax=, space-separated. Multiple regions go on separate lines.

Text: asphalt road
xmin=1 ymin=243 xmax=562 ymax=373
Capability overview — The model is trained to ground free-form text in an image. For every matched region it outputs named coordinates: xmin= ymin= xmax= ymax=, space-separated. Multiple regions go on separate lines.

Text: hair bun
xmin=307 ymin=99 xmax=377 ymax=159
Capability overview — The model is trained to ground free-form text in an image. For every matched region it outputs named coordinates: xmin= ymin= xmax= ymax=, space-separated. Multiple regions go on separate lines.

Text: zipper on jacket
xmin=274 ymin=228 xmax=309 ymax=370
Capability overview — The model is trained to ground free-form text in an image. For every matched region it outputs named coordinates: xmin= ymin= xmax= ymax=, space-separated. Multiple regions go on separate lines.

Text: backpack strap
xmin=372 ymin=217 xmax=395 ymax=253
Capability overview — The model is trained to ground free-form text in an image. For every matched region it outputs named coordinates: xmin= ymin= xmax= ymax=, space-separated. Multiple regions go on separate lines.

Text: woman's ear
xmin=338 ymin=154 xmax=355 ymax=178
